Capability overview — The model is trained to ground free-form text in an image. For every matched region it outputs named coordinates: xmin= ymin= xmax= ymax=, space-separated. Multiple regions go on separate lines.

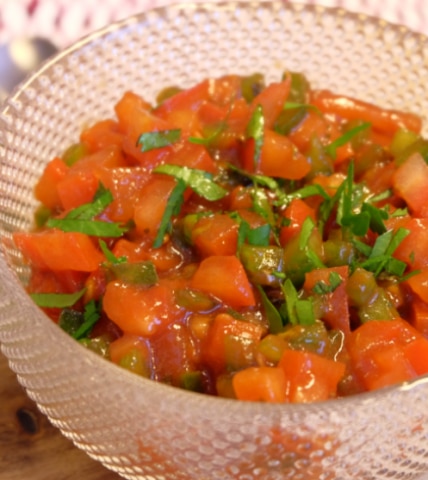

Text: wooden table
xmin=0 ymin=350 xmax=121 ymax=480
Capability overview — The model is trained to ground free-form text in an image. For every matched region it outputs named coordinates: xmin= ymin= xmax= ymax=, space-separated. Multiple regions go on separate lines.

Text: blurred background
xmin=0 ymin=0 xmax=427 ymax=49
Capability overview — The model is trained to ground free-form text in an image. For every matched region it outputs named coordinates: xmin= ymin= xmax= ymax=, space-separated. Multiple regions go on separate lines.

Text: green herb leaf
xmin=46 ymin=184 xmax=128 ymax=237
xmin=153 ymin=178 xmax=187 ymax=248
xmin=137 ymin=129 xmax=181 ymax=152
xmin=283 ymin=102 xmax=321 ymax=114
xmin=227 ymin=163 xmax=280 ymax=191
xmin=99 ymin=239 xmax=127 ymax=264
xmin=281 ymin=279 xmax=315 ymax=326
xmin=188 ymin=123 xmax=226 ymax=146
xmin=31 ymin=288 xmax=86 ymax=308
xmin=72 ymin=300 xmax=101 ymax=340
xmin=153 ymin=164 xmax=227 ymax=201
xmin=257 ymin=285 xmax=283 ymax=334
xmin=110 ymin=261 xmax=158 ymax=286
xmin=294 ymin=298 xmax=315 ymax=326
xmin=47 ymin=218 xmax=127 ymax=237
xmin=313 ymin=271 xmax=343 ymax=294
xmin=325 ymin=122 xmax=371 ymax=159
xmin=246 ymin=105 xmax=265 ymax=168
xmin=236 ymin=217 xmax=271 ymax=250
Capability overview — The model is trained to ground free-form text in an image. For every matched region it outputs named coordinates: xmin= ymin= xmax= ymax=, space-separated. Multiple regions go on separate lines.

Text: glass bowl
xmin=1 ymin=2 xmax=428 ymax=479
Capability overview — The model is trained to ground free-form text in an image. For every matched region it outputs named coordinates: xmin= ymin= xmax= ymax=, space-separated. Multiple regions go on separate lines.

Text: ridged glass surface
xmin=1 ymin=2 xmax=428 ymax=479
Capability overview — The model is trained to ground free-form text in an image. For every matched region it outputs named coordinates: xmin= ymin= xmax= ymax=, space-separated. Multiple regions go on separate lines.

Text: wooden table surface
xmin=0 ymin=349 xmax=121 ymax=480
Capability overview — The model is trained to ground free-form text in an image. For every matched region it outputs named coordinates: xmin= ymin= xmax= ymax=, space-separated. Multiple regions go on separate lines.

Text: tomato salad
xmin=14 ymin=71 xmax=428 ymax=403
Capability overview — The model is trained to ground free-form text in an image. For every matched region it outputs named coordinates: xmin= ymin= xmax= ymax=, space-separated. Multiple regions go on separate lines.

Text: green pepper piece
xmin=282 ymin=225 xmax=324 ymax=287
xmin=34 ymin=204 xmax=51 ymax=228
xmin=175 ymin=287 xmax=218 ymax=312
xmin=323 ymin=238 xmax=356 ymax=267
xmin=258 ymin=334 xmax=289 ymax=363
xmin=306 ymin=135 xmax=334 ymax=178
xmin=240 ymin=244 xmax=284 ymax=286
xmin=241 ymin=73 xmax=265 ymax=103
xmin=62 ymin=142 xmax=89 ymax=166
xmin=59 ymin=308 xmax=84 ymax=336
xmin=179 ymin=371 xmax=204 ymax=392
xmin=286 ymin=71 xmax=311 ymax=104
xmin=390 ymin=129 xmax=420 ymax=158
xmin=118 ymin=347 xmax=151 ymax=377
xmin=156 ymin=86 xmax=182 ymax=105
xmin=279 ymin=320 xmax=334 ymax=357
xmin=274 ymin=106 xmax=307 ymax=136
xmin=80 ymin=335 xmax=111 ymax=359
xmin=110 ymin=261 xmax=158 ymax=286
xmin=394 ymin=137 xmax=428 ymax=165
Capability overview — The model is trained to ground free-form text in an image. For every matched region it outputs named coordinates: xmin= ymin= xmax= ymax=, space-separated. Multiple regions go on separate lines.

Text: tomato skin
xmin=278 ymin=349 xmax=346 ymax=403
xmin=191 ymin=214 xmax=238 ymax=258
xmin=191 ymin=256 xmax=256 ymax=307
xmin=389 ymin=217 xmax=428 ymax=271
xmin=103 ymin=281 xmax=183 ymax=337
xmin=311 ymin=89 xmax=422 ymax=135
xmin=34 ymin=157 xmax=68 ymax=209
xmin=280 ymin=198 xmax=317 ymax=245
xmin=304 ymin=266 xmax=350 ymax=335
xmin=347 ymin=318 xmax=428 ymax=391
xmin=250 ymin=77 xmax=291 ymax=128
xmin=13 ymin=230 xmax=104 ymax=272
xmin=393 ymin=153 xmax=428 ymax=217
xmin=80 ymin=119 xmax=124 ymax=153
xmin=243 ymin=128 xmax=310 ymax=180
xmin=233 ymin=366 xmax=287 ymax=403
xmin=202 ymin=313 xmax=265 ymax=373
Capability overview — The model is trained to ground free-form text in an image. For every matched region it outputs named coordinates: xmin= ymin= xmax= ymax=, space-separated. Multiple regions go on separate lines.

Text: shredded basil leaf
xmin=31 ymin=288 xmax=86 ymax=308
xmin=137 ymin=129 xmax=181 ymax=152
xmin=246 ymin=105 xmax=265 ymax=169
xmin=313 ymin=271 xmax=343 ymax=294
xmin=72 ymin=300 xmax=101 ymax=340
xmin=325 ymin=122 xmax=371 ymax=159
xmin=257 ymin=285 xmax=283 ymax=334
xmin=99 ymin=239 xmax=127 ymax=264
xmin=153 ymin=164 xmax=227 ymax=201
xmin=153 ymin=178 xmax=187 ymax=248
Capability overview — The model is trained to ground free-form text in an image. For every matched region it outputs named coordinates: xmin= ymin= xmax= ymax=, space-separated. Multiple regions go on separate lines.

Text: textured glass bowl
xmin=1 ymin=2 xmax=428 ymax=479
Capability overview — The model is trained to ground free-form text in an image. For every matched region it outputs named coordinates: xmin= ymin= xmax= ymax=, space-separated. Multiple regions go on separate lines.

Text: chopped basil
xmin=137 ymin=129 xmax=181 ymax=152
xmin=246 ymin=105 xmax=265 ymax=169
xmin=282 ymin=278 xmax=315 ymax=326
xmin=257 ymin=285 xmax=283 ymax=334
xmin=31 ymin=288 xmax=86 ymax=308
xmin=188 ymin=123 xmax=226 ymax=146
xmin=110 ymin=261 xmax=158 ymax=286
xmin=99 ymin=239 xmax=127 ymax=264
xmin=153 ymin=164 xmax=227 ymax=201
xmin=72 ymin=300 xmax=101 ymax=340
xmin=47 ymin=184 xmax=127 ymax=237
xmin=325 ymin=122 xmax=371 ymax=159
xmin=227 ymin=163 xmax=280 ymax=192
xmin=313 ymin=271 xmax=342 ymax=294
xmin=153 ymin=178 xmax=187 ymax=248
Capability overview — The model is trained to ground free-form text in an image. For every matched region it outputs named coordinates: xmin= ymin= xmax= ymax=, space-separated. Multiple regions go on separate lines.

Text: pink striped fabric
xmin=0 ymin=0 xmax=427 ymax=47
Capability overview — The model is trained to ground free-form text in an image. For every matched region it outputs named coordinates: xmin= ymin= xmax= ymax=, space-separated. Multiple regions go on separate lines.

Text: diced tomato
xmin=250 ymin=77 xmax=291 ymax=128
xmin=80 ymin=119 xmax=124 ymax=153
xmin=243 ymin=128 xmax=310 ymax=179
xmin=154 ymin=79 xmax=210 ymax=118
xmin=233 ymin=366 xmax=287 ymax=403
xmin=57 ymin=169 xmax=99 ymax=211
xmin=393 ymin=153 xmax=428 ymax=217
xmin=14 ymin=230 xmax=105 ymax=272
xmin=288 ymin=109 xmax=327 ymax=153
xmin=406 ymin=269 xmax=428 ymax=304
xmin=103 ymin=280 xmax=183 ymax=336
xmin=191 ymin=214 xmax=238 ymax=257
xmin=202 ymin=312 xmax=265 ymax=373
xmin=410 ymin=297 xmax=428 ymax=337
xmin=191 ymin=255 xmax=256 ymax=307
xmin=115 ymin=91 xmax=169 ymax=143
xmin=96 ymin=167 xmax=151 ymax=224
xmin=34 ymin=157 xmax=69 ymax=209
xmin=278 ymin=349 xmax=346 ymax=403
xmin=280 ymin=198 xmax=317 ymax=245
xmin=109 ymin=333 xmax=152 ymax=377
xmin=311 ymin=89 xmax=422 ymax=135
xmin=347 ymin=318 xmax=428 ymax=391
xmin=303 ymin=266 xmax=350 ymax=335
xmin=151 ymin=323 xmax=198 ymax=384
xmin=133 ymin=175 xmax=178 ymax=237
xmin=389 ymin=217 xmax=428 ymax=271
